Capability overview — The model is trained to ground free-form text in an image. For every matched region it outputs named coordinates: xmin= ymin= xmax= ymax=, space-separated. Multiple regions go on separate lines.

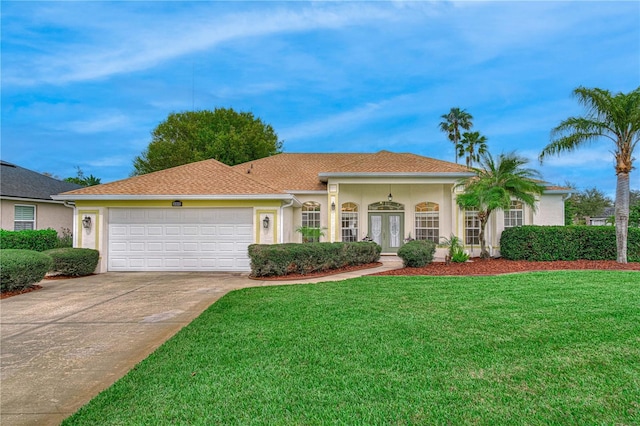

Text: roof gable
xmin=59 ymin=158 xmax=285 ymax=197
xmin=0 ymin=161 xmax=82 ymax=200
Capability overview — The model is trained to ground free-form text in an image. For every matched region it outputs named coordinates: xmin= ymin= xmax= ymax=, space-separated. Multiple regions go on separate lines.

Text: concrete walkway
xmin=0 ymin=257 xmax=402 ymax=426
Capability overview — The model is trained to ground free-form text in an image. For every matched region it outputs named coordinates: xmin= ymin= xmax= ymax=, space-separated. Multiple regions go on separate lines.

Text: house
xmin=54 ymin=151 xmax=569 ymax=273
xmin=0 ymin=161 xmax=82 ymax=233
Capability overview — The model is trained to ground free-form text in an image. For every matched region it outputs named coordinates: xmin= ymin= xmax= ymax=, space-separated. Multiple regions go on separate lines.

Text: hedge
xmin=0 ymin=249 xmax=53 ymax=292
xmin=44 ymin=248 xmax=99 ymax=276
xmin=248 ymin=241 xmax=381 ymax=277
xmin=397 ymin=240 xmax=436 ymax=267
xmin=0 ymin=229 xmax=59 ymax=252
xmin=500 ymin=225 xmax=640 ymax=262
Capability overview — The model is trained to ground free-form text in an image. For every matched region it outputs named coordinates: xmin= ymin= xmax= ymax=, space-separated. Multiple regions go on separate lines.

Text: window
xmin=465 ymin=210 xmax=480 ymax=245
xmin=504 ymin=200 xmax=524 ymax=228
xmin=341 ymin=202 xmax=359 ymax=242
xmin=14 ymin=205 xmax=35 ymax=231
xmin=415 ymin=202 xmax=439 ymax=243
xmin=301 ymin=201 xmax=321 ymax=242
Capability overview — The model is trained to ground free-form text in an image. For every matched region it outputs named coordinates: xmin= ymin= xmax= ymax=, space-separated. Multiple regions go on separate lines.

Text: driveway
xmin=0 ymin=259 xmax=401 ymax=425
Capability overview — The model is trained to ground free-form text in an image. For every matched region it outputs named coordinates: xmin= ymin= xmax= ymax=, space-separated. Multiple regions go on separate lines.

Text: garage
xmin=108 ymin=208 xmax=253 ymax=271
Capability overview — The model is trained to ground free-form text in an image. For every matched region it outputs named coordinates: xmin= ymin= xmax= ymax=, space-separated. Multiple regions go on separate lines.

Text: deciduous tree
xmin=132 ymin=108 xmax=283 ymax=175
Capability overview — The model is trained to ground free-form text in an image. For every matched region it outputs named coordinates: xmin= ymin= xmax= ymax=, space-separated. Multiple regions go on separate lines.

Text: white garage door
xmin=108 ymin=208 xmax=253 ymax=271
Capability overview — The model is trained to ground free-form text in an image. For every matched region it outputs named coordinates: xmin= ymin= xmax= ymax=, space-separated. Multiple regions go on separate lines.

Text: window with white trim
xmin=465 ymin=210 xmax=480 ymax=245
xmin=14 ymin=205 xmax=35 ymax=231
xmin=415 ymin=202 xmax=439 ymax=243
xmin=301 ymin=202 xmax=321 ymax=242
xmin=504 ymin=200 xmax=524 ymax=228
xmin=341 ymin=202 xmax=359 ymax=242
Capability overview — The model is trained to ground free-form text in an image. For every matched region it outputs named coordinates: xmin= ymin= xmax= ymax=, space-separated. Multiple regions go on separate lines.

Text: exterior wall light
xmin=82 ymin=216 xmax=92 ymax=230
xmin=331 ymin=201 xmax=336 ymax=211
xmin=388 ymin=193 xmax=393 ymax=202
xmin=263 ymin=215 xmax=270 ymax=229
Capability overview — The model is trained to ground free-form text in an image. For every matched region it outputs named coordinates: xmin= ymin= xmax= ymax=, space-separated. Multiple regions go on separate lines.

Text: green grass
xmin=64 ymin=271 xmax=640 ymax=425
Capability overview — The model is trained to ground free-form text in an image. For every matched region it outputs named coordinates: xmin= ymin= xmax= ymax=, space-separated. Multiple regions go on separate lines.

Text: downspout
xmin=62 ymin=201 xmax=77 ymax=247
xmin=280 ymin=199 xmax=295 ymax=244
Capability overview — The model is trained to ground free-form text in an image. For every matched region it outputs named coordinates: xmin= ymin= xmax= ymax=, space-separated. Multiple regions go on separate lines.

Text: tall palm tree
xmin=459 ymin=131 xmax=488 ymax=168
xmin=439 ymin=108 xmax=473 ymax=164
xmin=456 ymin=152 xmax=545 ymax=259
xmin=539 ymin=86 xmax=640 ymax=263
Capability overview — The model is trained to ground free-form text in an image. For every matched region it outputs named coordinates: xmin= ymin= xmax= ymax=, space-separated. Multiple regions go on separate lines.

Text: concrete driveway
xmin=0 ymin=259 xmax=401 ymax=426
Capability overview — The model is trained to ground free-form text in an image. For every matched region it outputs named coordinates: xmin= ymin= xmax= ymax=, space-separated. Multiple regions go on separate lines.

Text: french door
xmin=368 ymin=212 xmax=404 ymax=253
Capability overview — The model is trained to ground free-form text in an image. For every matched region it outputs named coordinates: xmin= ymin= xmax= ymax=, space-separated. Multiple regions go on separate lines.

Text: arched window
xmin=504 ymin=200 xmax=524 ymax=228
xmin=415 ymin=202 xmax=439 ymax=242
xmin=341 ymin=202 xmax=359 ymax=242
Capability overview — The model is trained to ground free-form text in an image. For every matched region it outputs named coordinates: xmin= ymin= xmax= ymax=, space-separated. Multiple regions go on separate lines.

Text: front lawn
xmin=64 ymin=271 xmax=640 ymax=425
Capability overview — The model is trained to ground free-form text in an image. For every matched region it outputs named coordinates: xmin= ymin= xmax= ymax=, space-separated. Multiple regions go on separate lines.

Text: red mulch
xmin=1 ymin=285 xmax=42 ymax=299
xmin=373 ymin=258 xmax=640 ymax=277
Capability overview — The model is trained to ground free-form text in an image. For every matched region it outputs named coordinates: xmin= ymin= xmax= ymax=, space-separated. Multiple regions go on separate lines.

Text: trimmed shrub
xmin=0 ymin=228 xmax=59 ymax=252
xmin=248 ymin=242 xmax=381 ymax=277
xmin=500 ymin=226 xmax=640 ymax=262
xmin=44 ymin=248 xmax=99 ymax=276
xmin=397 ymin=240 xmax=436 ymax=267
xmin=0 ymin=249 xmax=53 ymax=292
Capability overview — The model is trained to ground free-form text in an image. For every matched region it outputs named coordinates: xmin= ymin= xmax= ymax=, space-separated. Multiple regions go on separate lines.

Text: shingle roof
xmin=0 ymin=161 xmax=82 ymax=200
xmin=232 ymin=151 xmax=471 ymax=191
xmin=59 ymin=158 xmax=285 ymax=197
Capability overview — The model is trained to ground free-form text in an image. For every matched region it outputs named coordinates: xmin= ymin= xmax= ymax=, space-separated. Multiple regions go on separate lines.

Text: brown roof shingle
xmin=233 ymin=151 xmax=471 ymax=191
xmin=60 ymin=158 xmax=285 ymax=197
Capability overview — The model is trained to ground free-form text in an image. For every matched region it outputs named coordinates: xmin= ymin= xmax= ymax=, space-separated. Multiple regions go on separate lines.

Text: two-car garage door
xmin=108 ymin=208 xmax=252 ymax=271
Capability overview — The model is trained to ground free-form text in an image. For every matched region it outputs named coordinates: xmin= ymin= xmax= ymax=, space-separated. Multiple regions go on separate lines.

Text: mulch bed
xmin=373 ymin=258 xmax=640 ymax=276
xmin=1 ymin=285 xmax=43 ymax=299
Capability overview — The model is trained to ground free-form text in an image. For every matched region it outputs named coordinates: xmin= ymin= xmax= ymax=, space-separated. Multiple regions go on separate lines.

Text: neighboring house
xmin=55 ymin=151 xmax=569 ymax=273
xmin=585 ymin=207 xmax=615 ymax=226
xmin=0 ymin=161 xmax=82 ymax=233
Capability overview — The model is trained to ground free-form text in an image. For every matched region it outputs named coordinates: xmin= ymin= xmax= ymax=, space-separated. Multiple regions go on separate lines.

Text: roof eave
xmin=318 ymin=172 xmax=476 ymax=182
xmin=52 ymin=194 xmax=295 ymax=201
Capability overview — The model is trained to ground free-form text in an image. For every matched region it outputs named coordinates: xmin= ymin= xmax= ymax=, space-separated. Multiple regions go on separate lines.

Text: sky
xmin=2 ymin=1 xmax=639 ymax=198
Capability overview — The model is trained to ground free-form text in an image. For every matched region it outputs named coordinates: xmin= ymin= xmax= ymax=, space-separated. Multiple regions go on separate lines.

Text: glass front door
xmin=368 ymin=212 xmax=404 ymax=253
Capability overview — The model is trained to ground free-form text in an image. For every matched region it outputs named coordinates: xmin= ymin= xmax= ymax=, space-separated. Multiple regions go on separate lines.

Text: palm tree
xmin=539 ymin=86 xmax=640 ymax=263
xmin=439 ymin=108 xmax=473 ymax=164
xmin=456 ymin=152 xmax=545 ymax=259
xmin=459 ymin=131 xmax=488 ymax=168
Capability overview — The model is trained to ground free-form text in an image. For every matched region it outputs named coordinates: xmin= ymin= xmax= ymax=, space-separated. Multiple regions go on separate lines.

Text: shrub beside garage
xmin=249 ymin=241 xmax=381 ymax=277
xmin=0 ymin=229 xmax=59 ymax=251
xmin=0 ymin=249 xmax=53 ymax=292
xmin=44 ymin=248 xmax=100 ymax=276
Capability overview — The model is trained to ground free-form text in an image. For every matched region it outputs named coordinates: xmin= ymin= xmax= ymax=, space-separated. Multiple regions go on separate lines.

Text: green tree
xmin=458 ymin=131 xmax=488 ymax=168
xmin=132 ymin=108 xmax=283 ymax=175
xmin=439 ymin=108 xmax=473 ymax=164
xmin=456 ymin=152 xmax=545 ymax=259
xmin=569 ymin=187 xmax=613 ymax=223
xmin=64 ymin=167 xmax=101 ymax=187
xmin=539 ymin=86 xmax=640 ymax=263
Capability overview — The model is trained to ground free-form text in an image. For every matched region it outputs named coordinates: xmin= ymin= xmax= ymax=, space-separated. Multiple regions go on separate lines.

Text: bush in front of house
xmin=248 ymin=241 xmax=381 ymax=277
xmin=397 ymin=239 xmax=437 ymax=267
xmin=0 ymin=228 xmax=59 ymax=252
xmin=43 ymin=248 xmax=99 ymax=276
xmin=500 ymin=225 xmax=640 ymax=261
xmin=0 ymin=249 xmax=53 ymax=292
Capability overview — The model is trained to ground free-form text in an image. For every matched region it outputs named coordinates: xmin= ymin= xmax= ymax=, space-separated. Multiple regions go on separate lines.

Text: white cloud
xmin=63 ymin=113 xmax=130 ymax=134
xmin=3 ymin=3 xmax=401 ymax=87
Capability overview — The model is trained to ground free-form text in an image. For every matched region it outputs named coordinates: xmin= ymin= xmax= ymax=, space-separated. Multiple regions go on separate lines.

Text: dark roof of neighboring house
xmin=0 ymin=161 xmax=83 ymax=201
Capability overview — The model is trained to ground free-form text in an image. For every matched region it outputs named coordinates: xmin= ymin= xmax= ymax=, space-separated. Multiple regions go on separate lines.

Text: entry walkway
xmin=0 ymin=257 xmax=402 ymax=426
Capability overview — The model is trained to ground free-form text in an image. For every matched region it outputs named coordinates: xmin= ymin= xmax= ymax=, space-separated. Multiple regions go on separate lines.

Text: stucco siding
xmin=0 ymin=199 xmax=74 ymax=233
xmin=534 ymin=194 xmax=566 ymax=226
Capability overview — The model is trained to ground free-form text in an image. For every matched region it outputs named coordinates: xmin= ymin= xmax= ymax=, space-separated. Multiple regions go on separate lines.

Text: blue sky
xmin=2 ymin=1 xmax=639 ymax=197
